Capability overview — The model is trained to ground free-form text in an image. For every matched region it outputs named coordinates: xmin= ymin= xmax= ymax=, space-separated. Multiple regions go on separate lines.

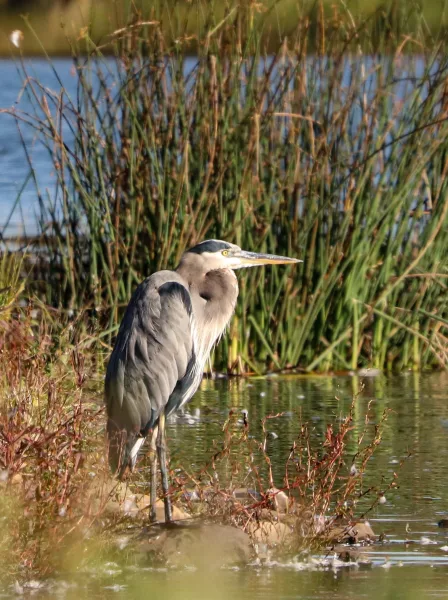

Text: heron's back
xmin=105 ymin=270 xmax=196 ymax=472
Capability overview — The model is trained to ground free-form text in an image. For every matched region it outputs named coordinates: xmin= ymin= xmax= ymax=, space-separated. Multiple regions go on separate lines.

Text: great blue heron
xmin=105 ymin=239 xmax=300 ymax=522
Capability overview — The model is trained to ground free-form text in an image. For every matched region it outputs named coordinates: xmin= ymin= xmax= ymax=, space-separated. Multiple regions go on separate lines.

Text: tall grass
xmin=4 ymin=0 xmax=448 ymax=372
xmin=0 ymin=252 xmax=24 ymax=316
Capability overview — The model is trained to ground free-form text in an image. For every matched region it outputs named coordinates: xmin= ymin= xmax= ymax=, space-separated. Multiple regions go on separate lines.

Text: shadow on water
xmin=6 ymin=372 xmax=447 ymax=599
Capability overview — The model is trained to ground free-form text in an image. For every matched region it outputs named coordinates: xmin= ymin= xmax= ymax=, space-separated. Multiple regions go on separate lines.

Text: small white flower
xmin=10 ymin=30 xmax=24 ymax=48
xmin=350 ymin=464 xmax=358 ymax=477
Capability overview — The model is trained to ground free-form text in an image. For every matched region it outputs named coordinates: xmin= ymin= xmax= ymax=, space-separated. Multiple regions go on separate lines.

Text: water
xmin=171 ymin=373 xmax=448 ymax=558
xmin=0 ymin=58 xmax=78 ymax=237
xmin=21 ymin=564 xmax=448 ymax=600
xmin=7 ymin=372 xmax=448 ymax=599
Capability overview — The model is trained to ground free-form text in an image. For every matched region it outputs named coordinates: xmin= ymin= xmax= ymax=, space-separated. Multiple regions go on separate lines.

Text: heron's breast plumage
xmin=169 ymin=270 xmax=239 ymax=413
xmin=190 ymin=268 xmax=238 ymax=365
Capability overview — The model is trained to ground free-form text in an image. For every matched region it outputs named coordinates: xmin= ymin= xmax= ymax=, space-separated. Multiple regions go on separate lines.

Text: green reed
xmin=5 ymin=0 xmax=448 ymax=372
xmin=0 ymin=252 xmax=24 ymax=315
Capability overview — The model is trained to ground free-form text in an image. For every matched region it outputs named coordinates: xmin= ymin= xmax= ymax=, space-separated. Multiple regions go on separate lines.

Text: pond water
xmin=0 ymin=58 xmax=80 ymax=237
xmin=7 ymin=372 xmax=448 ymax=599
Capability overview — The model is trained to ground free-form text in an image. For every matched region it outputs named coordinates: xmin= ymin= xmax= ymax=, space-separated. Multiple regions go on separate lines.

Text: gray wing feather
xmin=105 ymin=271 xmax=195 ymax=472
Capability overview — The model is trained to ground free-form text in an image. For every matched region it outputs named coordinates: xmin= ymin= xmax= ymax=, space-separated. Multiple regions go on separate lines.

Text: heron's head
xmin=183 ymin=239 xmax=301 ymax=271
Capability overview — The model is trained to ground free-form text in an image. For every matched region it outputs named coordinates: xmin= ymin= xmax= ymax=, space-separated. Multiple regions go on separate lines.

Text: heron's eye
xmin=222 ymin=250 xmax=229 ymax=256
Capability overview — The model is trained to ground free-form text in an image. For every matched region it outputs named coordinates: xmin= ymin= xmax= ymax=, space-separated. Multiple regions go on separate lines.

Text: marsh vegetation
xmin=0 ymin=307 xmax=402 ymax=582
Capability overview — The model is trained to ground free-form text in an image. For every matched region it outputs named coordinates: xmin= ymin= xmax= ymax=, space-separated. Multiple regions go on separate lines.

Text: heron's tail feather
xmin=117 ymin=437 xmax=146 ymax=479
xmin=107 ymin=424 xmax=144 ymax=480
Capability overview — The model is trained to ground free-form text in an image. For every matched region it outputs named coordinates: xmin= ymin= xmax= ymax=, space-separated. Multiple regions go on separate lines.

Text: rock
xmin=108 ymin=494 xmax=190 ymax=521
xmin=182 ymin=489 xmax=200 ymax=502
xmin=357 ymin=368 xmax=382 ymax=377
xmin=10 ymin=473 xmax=23 ymax=487
xmin=232 ymin=487 xmax=262 ymax=502
xmin=334 ymin=545 xmax=372 ymax=564
xmin=139 ymin=523 xmax=252 ymax=568
xmin=246 ymin=520 xmax=293 ymax=546
xmin=327 ymin=520 xmax=377 ymax=544
xmin=151 ymin=499 xmax=191 ymax=522
xmin=104 ymin=483 xmax=190 ymax=521
xmin=257 ymin=507 xmax=299 ymax=526
xmin=258 ymin=508 xmax=283 ymax=521
xmin=267 ymin=487 xmax=290 ymax=513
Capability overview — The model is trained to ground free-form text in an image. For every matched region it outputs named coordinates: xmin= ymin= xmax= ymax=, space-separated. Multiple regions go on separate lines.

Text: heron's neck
xmin=176 ymin=261 xmax=239 ymax=362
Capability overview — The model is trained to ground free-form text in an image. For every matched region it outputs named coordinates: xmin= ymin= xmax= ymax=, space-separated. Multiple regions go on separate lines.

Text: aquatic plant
xmin=0 ymin=305 xmax=105 ymax=580
xmin=170 ymin=394 xmax=400 ymax=551
xmin=3 ymin=0 xmax=448 ymax=372
xmin=0 ymin=252 xmax=24 ymax=317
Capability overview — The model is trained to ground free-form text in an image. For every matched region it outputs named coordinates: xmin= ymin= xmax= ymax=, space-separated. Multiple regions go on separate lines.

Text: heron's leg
xmin=149 ymin=427 xmax=158 ymax=523
xmin=157 ymin=412 xmax=172 ymax=523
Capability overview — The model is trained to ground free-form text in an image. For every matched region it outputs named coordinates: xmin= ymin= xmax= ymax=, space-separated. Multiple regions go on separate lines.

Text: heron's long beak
xmin=234 ymin=250 xmax=302 ymax=267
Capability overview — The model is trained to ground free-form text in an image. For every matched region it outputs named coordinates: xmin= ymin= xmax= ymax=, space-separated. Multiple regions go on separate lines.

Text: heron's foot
xmin=147 ymin=495 xmax=173 ymax=524
xmin=148 ymin=519 xmax=192 ymax=531
xmin=161 ymin=520 xmax=188 ymax=530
